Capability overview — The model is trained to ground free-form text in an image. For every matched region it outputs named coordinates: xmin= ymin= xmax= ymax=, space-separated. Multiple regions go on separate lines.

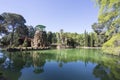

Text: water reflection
xmin=93 ymin=59 xmax=120 ymax=80
xmin=0 ymin=49 xmax=120 ymax=80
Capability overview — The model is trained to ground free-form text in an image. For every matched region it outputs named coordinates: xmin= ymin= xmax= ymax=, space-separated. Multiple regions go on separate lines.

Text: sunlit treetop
xmin=95 ymin=0 xmax=120 ymax=25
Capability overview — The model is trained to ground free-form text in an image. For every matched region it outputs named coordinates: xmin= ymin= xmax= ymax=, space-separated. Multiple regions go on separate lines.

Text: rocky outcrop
xmin=31 ymin=30 xmax=47 ymax=48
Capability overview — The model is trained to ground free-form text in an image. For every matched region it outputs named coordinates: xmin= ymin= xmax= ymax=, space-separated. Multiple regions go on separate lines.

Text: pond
xmin=0 ymin=49 xmax=120 ymax=80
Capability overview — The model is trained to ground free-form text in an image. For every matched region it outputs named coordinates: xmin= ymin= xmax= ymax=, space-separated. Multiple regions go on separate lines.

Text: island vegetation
xmin=0 ymin=0 xmax=120 ymax=56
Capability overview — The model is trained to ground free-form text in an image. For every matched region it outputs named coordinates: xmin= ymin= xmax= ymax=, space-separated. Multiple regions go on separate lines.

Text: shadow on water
xmin=0 ymin=49 xmax=120 ymax=80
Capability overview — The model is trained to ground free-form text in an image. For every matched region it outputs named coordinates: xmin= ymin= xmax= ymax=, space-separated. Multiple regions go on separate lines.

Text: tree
xmin=92 ymin=23 xmax=106 ymax=46
xmin=15 ymin=25 xmax=29 ymax=37
xmin=52 ymin=33 xmax=57 ymax=43
xmin=92 ymin=23 xmax=105 ymax=35
xmin=93 ymin=0 xmax=120 ymax=47
xmin=35 ymin=25 xmax=46 ymax=31
xmin=27 ymin=25 xmax=35 ymax=38
xmin=94 ymin=0 xmax=120 ymax=35
xmin=84 ymin=30 xmax=88 ymax=47
xmin=0 ymin=15 xmax=8 ymax=35
xmin=56 ymin=32 xmax=61 ymax=44
xmin=0 ymin=15 xmax=4 ymax=23
xmin=0 ymin=12 xmax=26 ymax=46
xmin=22 ymin=37 xmax=28 ymax=47
xmin=90 ymin=33 xmax=94 ymax=47
xmin=47 ymin=31 xmax=53 ymax=45
xmin=60 ymin=29 xmax=65 ymax=44
xmin=67 ymin=38 xmax=75 ymax=48
xmin=0 ymin=25 xmax=8 ymax=35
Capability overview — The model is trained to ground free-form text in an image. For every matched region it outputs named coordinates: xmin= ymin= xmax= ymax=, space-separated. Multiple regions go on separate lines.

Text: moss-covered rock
xmin=102 ymin=34 xmax=120 ymax=55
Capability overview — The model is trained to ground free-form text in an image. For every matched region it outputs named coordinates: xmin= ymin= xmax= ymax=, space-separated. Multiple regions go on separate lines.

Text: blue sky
xmin=0 ymin=0 xmax=98 ymax=33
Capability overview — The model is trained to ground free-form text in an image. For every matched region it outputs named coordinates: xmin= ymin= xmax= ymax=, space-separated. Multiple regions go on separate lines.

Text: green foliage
xmin=35 ymin=25 xmax=46 ymax=31
xmin=52 ymin=33 xmax=57 ymax=43
xmin=16 ymin=25 xmax=29 ymax=37
xmin=47 ymin=31 xmax=53 ymax=45
xmin=102 ymin=33 xmax=120 ymax=55
xmin=27 ymin=25 xmax=35 ymax=38
xmin=90 ymin=33 xmax=95 ymax=47
xmin=96 ymin=0 xmax=120 ymax=22
xmin=95 ymin=0 xmax=120 ymax=33
xmin=54 ymin=30 xmax=98 ymax=47
xmin=22 ymin=38 xmax=28 ymax=47
xmin=0 ymin=12 xmax=26 ymax=46
xmin=12 ymin=33 xmax=20 ymax=47
xmin=84 ymin=30 xmax=88 ymax=47
xmin=0 ymin=25 xmax=8 ymax=35
xmin=93 ymin=0 xmax=120 ymax=51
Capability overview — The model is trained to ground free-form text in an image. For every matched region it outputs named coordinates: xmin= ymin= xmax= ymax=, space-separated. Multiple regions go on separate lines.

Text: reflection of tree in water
xmin=56 ymin=50 xmax=67 ymax=68
xmin=93 ymin=64 xmax=110 ymax=80
xmin=93 ymin=59 xmax=120 ymax=80
xmin=55 ymin=49 xmax=101 ymax=67
xmin=58 ymin=62 xmax=63 ymax=68
xmin=0 ymin=52 xmax=23 ymax=80
xmin=0 ymin=68 xmax=21 ymax=80
xmin=31 ymin=51 xmax=46 ymax=74
xmin=30 ymin=51 xmax=56 ymax=74
xmin=8 ymin=52 xmax=26 ymax=71
xmin=0 ymin=51 xmax=56 ymax=79
xmin=55 ymin=49 xmax=120 ymax=80
xmin=0 ymin=49 xmax=120 ymax=80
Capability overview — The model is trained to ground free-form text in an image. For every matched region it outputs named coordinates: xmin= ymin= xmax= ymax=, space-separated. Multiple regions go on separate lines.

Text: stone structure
xmin=31 ymin=30 xmax=47 ymax=48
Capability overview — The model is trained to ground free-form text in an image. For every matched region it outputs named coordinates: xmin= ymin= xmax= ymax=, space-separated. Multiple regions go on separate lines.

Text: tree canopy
xmin=0 ymin=12 xmax=27 ymax=46
xmin=35 ymin=25 xmax=46 ymax=31
xmin=95 ymin=0 xmax=120 ymax=30
xmin=92 ymin=0 xmax=120 ymax=46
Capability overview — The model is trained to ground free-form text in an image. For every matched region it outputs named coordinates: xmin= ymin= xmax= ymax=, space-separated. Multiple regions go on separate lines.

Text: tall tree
xmin=60 ymin=29 xmax=65 ymax=44
xmin=84 ymin=30 xmax=88 ymax=47
xmin=0 ymin=12 xmax=26 ymax=46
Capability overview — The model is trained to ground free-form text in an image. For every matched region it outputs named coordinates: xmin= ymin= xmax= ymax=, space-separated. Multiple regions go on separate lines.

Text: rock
xmin=31 ymin=30 xmax=47 ymax=48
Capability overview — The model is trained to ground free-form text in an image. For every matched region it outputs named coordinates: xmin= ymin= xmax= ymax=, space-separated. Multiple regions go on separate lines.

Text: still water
xmin=0 ymin=49 xmax=120 ymax=80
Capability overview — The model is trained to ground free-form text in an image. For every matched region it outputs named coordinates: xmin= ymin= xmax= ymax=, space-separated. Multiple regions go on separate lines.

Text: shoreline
xmin=78 ymin=47 xmax=101 ymax=49
xmin=0 ymin=46 xmax=102 ymax=52
xmin=1 ymin=47 xmax=50 ymax=52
